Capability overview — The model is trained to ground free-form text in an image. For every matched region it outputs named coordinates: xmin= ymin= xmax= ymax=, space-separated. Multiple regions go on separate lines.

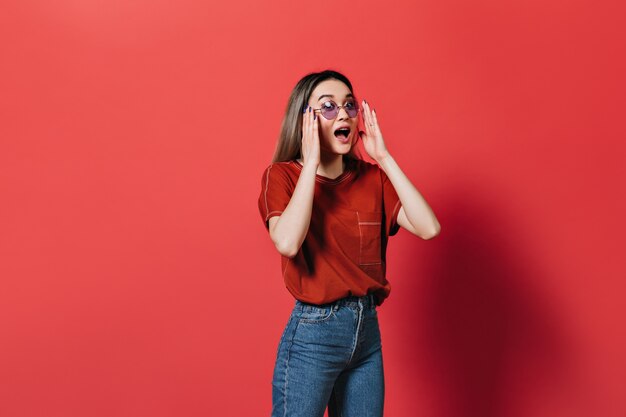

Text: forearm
xmin=377 ymin=154 xmax=440 ymax=237
xmin=272 ymin=163 xmax=318 ymax=257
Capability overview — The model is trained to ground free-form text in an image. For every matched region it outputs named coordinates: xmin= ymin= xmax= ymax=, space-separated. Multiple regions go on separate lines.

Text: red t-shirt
xmin=258 ymin=157 xmax=402 ymax=306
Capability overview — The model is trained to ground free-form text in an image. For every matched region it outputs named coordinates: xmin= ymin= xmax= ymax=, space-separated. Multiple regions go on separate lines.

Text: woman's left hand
xmin=358 ymin=100 xmax=391 ymax=163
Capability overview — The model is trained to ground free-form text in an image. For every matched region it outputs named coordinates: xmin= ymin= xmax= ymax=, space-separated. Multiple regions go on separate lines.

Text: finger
xmin=363 ymin=100 xmax=373 ymax=130
xmin=367 ymin=104 xmax=377 ymax=130
xmin=364 ymin=113 xmax=373 ymax=135
xmin=302 ymin=109 xmax=310 ymax=155
xmin=371 ymin=108 xmax=379 ymax=129
xmin=360 ymin=101 xmax=367 ymax=130
xmin=361 ymin=100 xmax=369 ymax=126
xmin=307 ymin=106 xmax=313 ymax=134
xmin=308 ymin=107 xmax=313 ymax=142
xmin=367 ymin=102 xmax=374 ymax=125
xmin=313 ymin=115 xmax=320 ymax=148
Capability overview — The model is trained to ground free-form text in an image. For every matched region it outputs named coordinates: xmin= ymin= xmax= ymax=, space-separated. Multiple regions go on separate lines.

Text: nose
xmin=337 ymin=106 xmax=350 ymax=120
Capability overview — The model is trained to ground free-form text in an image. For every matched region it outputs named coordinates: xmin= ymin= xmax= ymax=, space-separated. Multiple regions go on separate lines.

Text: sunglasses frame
xmin=311 ymin=100 xmax=361 ymax=120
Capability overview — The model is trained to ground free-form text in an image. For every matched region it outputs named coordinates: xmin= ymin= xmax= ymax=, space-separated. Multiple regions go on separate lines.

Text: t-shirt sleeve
xmin=258 ymin=163 xmax=293 ymax=231
xmin=381 ymin=168 xmax=402 ymax=237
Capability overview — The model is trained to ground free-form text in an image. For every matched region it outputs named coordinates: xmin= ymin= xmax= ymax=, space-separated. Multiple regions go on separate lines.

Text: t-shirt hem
xmin=389 ymin=201 xmax=402 ymax=236
xmin=264 ymin=211 xmax=284 ymax=229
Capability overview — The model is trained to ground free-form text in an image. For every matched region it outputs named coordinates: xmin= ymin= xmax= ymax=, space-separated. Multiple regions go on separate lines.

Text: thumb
xmin=358 ymin=130 xmax=365 ymax=139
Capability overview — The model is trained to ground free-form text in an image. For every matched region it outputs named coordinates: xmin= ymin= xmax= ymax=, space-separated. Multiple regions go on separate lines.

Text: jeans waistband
xmin=296 ymin=293 xmax=377 ymax=310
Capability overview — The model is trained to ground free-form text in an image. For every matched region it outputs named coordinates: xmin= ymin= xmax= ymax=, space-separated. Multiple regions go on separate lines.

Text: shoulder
xmin=261 ymin=160 xmax=299 ymax=185
xmin=262 ymin=160 xmax=297 ymax=175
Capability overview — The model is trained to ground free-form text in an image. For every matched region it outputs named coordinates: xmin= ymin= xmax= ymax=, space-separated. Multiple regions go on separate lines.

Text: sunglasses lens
xmin=345 ymin=101 xmax=358 ymax=118
xmin=321 ymin=102 xmax=338 ymax=120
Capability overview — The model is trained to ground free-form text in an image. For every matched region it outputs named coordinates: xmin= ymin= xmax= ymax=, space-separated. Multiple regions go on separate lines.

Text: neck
xmin=319 ymin=154 xmax=345 ymax=179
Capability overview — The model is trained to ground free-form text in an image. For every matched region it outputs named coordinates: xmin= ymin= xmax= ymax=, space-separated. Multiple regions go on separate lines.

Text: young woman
xmin=258 ymin=69 xmax=440 ymax=417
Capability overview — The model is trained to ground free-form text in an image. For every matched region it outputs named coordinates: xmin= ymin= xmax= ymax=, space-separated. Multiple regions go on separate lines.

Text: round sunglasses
xmin=308 ymin=100 xmax=360 ymax=120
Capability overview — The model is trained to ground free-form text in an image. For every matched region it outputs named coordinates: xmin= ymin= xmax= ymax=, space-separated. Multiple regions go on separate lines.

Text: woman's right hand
xmin=301 ymin=105 xmax=320 ymax=167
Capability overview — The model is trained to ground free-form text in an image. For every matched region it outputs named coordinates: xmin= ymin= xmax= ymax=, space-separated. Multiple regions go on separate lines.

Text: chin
xmin=320 ymin=139 xmax=349 ymax=154
xmin=332 ymin=143 xmax=353 ymax=154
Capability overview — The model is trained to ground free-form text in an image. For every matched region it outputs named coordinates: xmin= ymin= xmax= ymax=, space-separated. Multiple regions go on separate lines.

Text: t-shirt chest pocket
xmin=356 ymin=211 xmax=383 ymax=265
xmin=322 ymin=205 xmax=383 ymax=271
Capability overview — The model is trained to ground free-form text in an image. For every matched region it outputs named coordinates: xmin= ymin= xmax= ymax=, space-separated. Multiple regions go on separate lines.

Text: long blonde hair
xmin=271 ymin=70 xmax=363 ymax=163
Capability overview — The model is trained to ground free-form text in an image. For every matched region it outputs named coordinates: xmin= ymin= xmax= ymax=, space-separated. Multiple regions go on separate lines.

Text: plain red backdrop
xmin=1 ymin=1 xmax=624 ymax=416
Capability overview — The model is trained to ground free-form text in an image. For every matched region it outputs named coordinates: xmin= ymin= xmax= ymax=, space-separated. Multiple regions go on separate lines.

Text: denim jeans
xmin=271 ymin=294 xmax=384 ymax=417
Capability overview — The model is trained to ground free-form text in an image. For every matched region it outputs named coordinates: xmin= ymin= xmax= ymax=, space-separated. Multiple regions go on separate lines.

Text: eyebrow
xmin=317 ymin=93 xmax=354 ymax=102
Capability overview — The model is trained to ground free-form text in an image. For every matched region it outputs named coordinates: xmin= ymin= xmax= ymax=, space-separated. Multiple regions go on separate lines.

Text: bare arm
xmin=359 ymin=99 xmax=440 ymax=240
xmin=268 ymin=163 xmax=317 ymax=258
xmin=268 ymin=105 xmax=321 ymax=258
xmin=378 ymin=154 xmax=441 ymax=240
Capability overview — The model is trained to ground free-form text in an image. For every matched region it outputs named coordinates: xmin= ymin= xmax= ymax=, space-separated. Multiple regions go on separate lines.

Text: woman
xmin=258 ymin=69 xmax=440 ymax=417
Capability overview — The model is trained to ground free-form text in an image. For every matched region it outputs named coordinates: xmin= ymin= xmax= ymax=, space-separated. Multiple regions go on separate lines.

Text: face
xmin=307 ymin=79 xmax=359 ymax=157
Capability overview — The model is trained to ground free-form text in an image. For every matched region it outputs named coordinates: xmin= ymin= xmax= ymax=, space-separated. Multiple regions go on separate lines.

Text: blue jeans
xmin=271 ymin=294 xmax=384 ymax=417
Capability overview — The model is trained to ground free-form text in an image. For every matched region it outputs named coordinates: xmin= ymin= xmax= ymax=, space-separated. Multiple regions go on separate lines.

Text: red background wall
xmin=1 ymin=1 xmax=624 ymax=416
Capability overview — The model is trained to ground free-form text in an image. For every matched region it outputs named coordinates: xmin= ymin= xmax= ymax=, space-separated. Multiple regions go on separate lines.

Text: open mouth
xmin=334 ymin=127 xmax=351 ymax=140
